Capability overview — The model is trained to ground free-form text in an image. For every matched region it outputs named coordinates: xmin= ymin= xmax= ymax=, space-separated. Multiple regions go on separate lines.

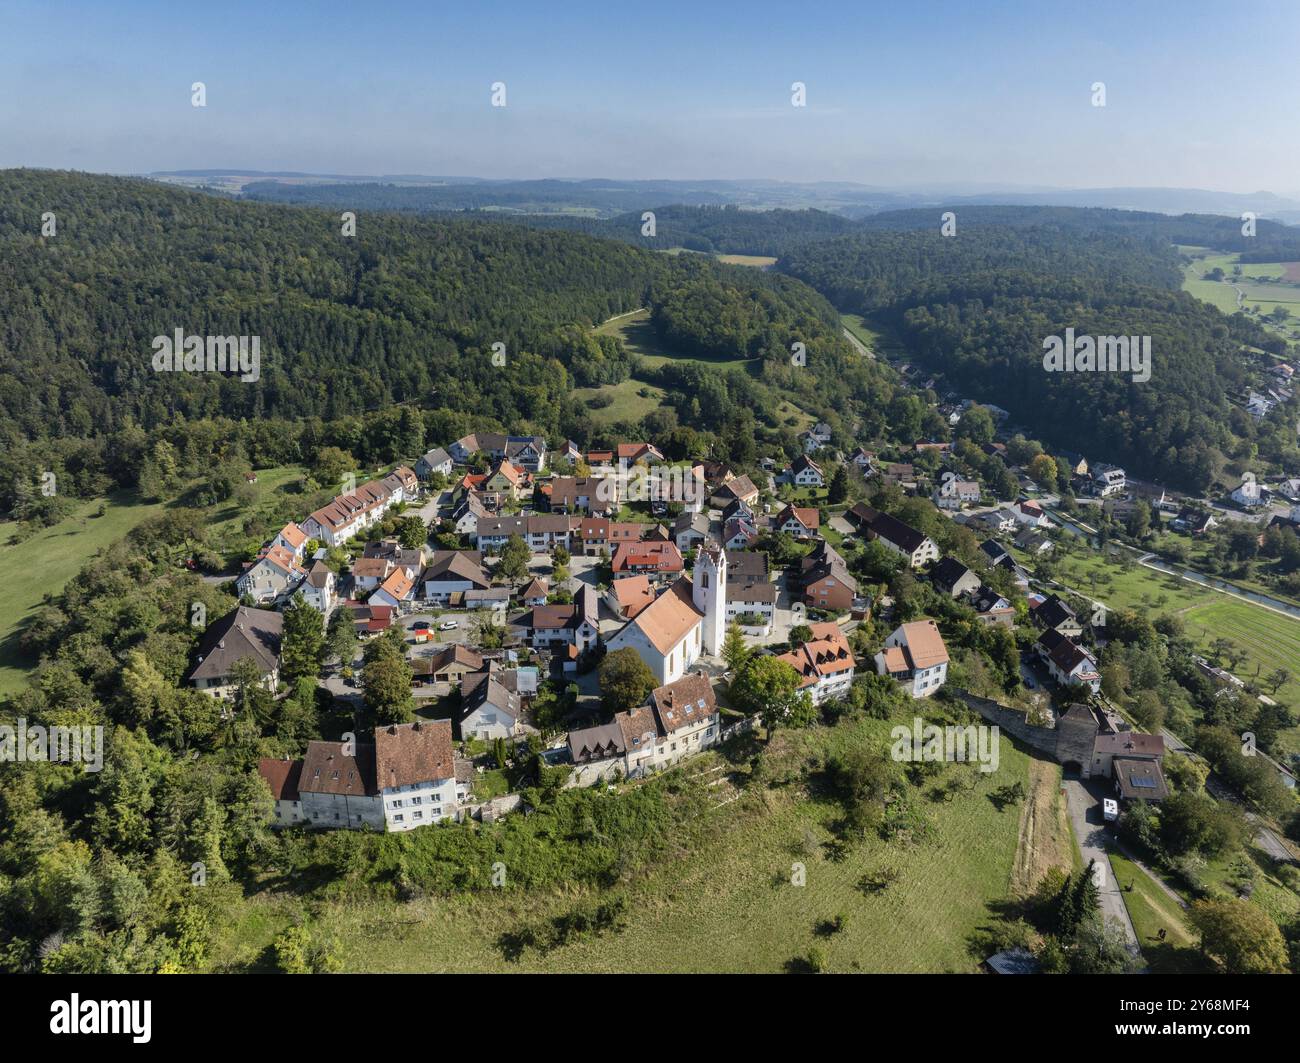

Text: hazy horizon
xmin=4 ymin=0 xmax=1299 ymax=196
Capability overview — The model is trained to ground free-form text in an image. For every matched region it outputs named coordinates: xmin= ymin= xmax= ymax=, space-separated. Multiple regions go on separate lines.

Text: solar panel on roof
xmin=1130 ymin=776 xmax=1157 ymax=788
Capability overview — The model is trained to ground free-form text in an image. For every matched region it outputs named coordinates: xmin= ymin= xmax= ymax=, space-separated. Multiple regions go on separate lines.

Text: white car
xmin=438 ymin=620 xmax=459 ymax=631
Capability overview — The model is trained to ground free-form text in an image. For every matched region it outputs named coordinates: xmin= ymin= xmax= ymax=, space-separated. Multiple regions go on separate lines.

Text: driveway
xmin=1062 ymin=777 xmax=1143 ymax=963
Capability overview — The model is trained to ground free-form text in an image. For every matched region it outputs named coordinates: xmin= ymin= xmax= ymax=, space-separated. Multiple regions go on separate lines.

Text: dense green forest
xmin=778 ymin=214 xmax=1296 ymax=490
xmin=0 ymin=170 xmax=886 ymax=517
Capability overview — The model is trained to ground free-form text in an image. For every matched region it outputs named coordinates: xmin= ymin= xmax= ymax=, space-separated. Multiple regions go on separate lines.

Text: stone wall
xmin=949 ymin=689 xmax=1058 ymax=758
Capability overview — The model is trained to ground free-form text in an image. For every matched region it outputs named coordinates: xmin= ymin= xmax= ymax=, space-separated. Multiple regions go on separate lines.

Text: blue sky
xmin=2 ymin=0 xmax=1297 ymax=193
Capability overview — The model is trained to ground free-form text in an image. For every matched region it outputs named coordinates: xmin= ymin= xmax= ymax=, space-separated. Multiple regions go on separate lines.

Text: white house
xmin=370 ymin=567 xmax=415 ymax=610
xmin=875 ymin=619 xmax=949 ymax=698
xmin=1091 ymin=465 xmax=1126 ymax=498
xmin=421 ymin=552 xmax=489 ymax=603
xmin=1036 ymin=628 xmax=1102 ymax=694
xmin=1014 ymin=500 xmax=1051 ymax=528
xmin=258 ymin=758 xmax=306 ymax=827
xmin=374 ymin=720 xmax=461 ymax=832
xmin=297 ymin=560 xmax=337 ymax=616
xmin=236 ymin=544 xmax=306 ymax=603
xmin=567 ymin=671 xmax=723 ymax=781
xmin=415 ymin=447 xmax=454 ymax=479
xmin=1230 ymin=476 xmax=1268 ymax=508
xmin=788 ymin=454 xmax=825 ymax=487
xmin=777 ymin=623 xmax=856 ymax=704
xmin=801 ymin=422 xmax=833 ymax=452
xmin=459 ymin=672 xmax=522 ymax=741
xmin=297 ymin=740 xmax=384 ymax=830
xmin=272 ymin=522 xmax=309 ymax=560
xmin=854 ymin=506 xmax=939 ymax=569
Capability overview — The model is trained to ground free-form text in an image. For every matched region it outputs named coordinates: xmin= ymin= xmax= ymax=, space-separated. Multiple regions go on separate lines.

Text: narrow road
xmin=841 ymin=326 xmax=875 ymax=359
xmin=1062 ymin=778 xmax=1144 ymax=966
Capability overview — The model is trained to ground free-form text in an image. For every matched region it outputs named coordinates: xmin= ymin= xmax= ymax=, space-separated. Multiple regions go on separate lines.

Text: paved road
xmin=841 ymin=326 xmax=874 ymax=360
xmin=1062 ymin=778 xmax=1143 ymax=964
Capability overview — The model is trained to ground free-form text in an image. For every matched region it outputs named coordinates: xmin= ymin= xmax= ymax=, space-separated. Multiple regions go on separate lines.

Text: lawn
xmin=0 ymin=491 xmax=167 ymax=697
xmin=1108 ymin=852 xmax=1205 ymax=973
xmin=207 ymin=715 xmax=1038 ymax=973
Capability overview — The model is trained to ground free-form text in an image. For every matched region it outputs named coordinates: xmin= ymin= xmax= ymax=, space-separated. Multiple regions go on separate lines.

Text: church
xmin=606 ymin=543 xmax=726 ymax=685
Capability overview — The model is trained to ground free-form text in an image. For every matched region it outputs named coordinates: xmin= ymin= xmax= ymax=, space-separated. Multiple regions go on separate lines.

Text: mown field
xmin=1182 ymin=598 xmax=1300 ymax=755
xmin=1108 ymin=852 xmax=1205 ymax=973
xmin=0 ymin=492 xmax=167 ymax=696
xmin=715 ymin=253 xmax=778 ymax=268
xmin=207 ymin=716 xmax=1048 ymax=973
xmin=1178 ymin=245 xmax=1300 ymax=344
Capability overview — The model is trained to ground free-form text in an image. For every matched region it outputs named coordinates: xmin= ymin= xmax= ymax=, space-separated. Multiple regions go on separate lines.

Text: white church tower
xmin=693 ymin=542 xmax=727 ymax=656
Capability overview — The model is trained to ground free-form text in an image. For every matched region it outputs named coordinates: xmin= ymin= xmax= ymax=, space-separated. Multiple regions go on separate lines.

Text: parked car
xmin=411 ymin=620 xmax=431 ymax=630
xmin=438 ymin=620 xmax=459 ymax=631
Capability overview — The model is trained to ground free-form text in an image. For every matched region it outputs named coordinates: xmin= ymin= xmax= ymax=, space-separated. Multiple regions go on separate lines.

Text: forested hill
xmin=779 ymin=216 xmax=1295 ymax=490
xmin=1 ymin=170 xmax=894 ymax=517
xmin=518 ymin=204 xmax=859 ymax=257
xmin=0 ymin=169 xmax=676 ymax=443
xmin=853 ymin=204 xmax=1300 ymax=258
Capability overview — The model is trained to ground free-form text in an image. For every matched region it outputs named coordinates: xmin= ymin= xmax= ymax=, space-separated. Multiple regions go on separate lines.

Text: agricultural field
xmin=1181 ymin=598 xmax=1300 ymax=754
xmin=207 ymin=715 xmax=1048 ymax=973
xmin=1027 ymin=543 xmax=1300 ymax=755
xmin=1178 ymin=245 xmax=1300 ymax=344
xmin=715 ymin=253 xmax=778 ymax=268
xmin=0 ymin=492 xmax=167 ymax=696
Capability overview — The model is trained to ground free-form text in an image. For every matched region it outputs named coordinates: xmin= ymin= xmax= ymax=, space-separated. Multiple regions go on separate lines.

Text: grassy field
xmin=595 ymin=308 xmax=753 ymax=372
xmin=572 ymin=377 xmax=666 ymax=424
xmin=1181 ymin=598 xmax=1300 ymax=753
xmin=1179 ymin=245 xmax=1300 ymax=344
xmin=206 ymin=465 xmax=307 ymax=540
xmin=0 ymin=492 xmax=168 ymax=696
xmin=580 ymin=307 xmax=756 ymax=424
xmin=716 ymin=253 xmax=777 ymax=268
xmin=1031 ymin=543 xmax=1300 ymax=755
xmin=841 ymin=313 xmax=908 ymax=360
xmin=1108 ymin=852 xmax=1205 ymax=973
xmin=208 ymin=716 xmax=1047 ymax=973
